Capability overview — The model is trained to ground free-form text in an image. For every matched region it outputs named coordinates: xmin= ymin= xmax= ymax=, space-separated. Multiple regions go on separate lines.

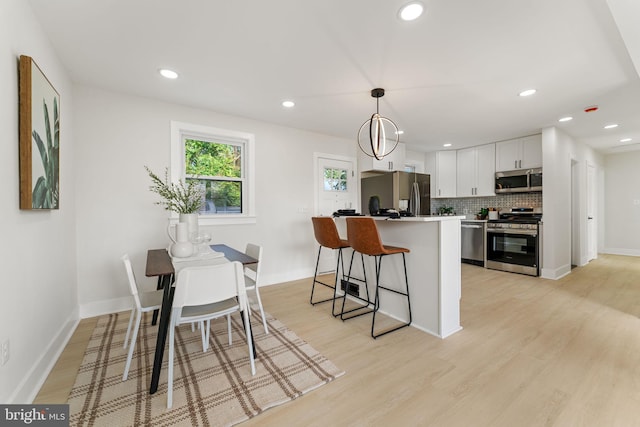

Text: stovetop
xmin=487 ymin=207 xmax=542 ymax=228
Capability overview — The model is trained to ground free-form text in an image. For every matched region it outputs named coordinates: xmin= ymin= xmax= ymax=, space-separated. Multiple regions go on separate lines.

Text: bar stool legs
xmin=340 ymin=251 xmax=374 ymax=320
xmin=370 ymin=253 xmax=412 ymax=339
xmin=342 ymin=217 xmax=412 ymax=339
xmin=310 ymin=245 xmax=345 ymax=317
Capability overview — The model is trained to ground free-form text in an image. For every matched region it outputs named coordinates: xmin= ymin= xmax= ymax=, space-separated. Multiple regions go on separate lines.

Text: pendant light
xmin=357 ymin=88 xmax=400 ymax=160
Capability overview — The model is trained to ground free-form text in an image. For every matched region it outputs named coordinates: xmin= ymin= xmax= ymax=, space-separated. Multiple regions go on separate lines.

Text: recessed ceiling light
xmin=159 ymin=68 xmax=178 ymax=79
xmin=443 ymin=143 xmax=452 ymax=147
xmin=620 ymin=138 xmax=632 ymax=143
xmin=282 ymin=100 xmax=295 ymax=108
xmin=558 ymin=116 xmax=573 ymax=122
xmin=604 ymin=124 xmax=618 ymax=129
xmin=396 ymin=130 xmax=404 ymax=135
xmin=399 ymin=2 xmax=424 ymax=21
xmin=518 ymin=89 xmax=536 ymax=97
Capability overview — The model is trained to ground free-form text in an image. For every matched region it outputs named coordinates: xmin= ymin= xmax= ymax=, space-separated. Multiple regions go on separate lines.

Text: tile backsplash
xmin=430 ymin=192 xmax=542 ymax=217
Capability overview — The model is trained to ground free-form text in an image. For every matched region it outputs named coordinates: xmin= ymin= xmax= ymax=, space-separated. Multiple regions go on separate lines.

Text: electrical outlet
xmin=1 ymin=340 xmax=9 ymax=366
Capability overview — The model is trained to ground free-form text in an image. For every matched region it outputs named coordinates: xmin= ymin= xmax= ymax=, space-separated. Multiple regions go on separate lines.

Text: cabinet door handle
xmin=515 ymin=160 xmax=518 ymax=169
xmin=438 ymin=189 xmax=441 ymax=196
xmin=519 ymin=160 xmax=522 ymax=168
xmin=389 ymin=161 xmax=393 ymax=170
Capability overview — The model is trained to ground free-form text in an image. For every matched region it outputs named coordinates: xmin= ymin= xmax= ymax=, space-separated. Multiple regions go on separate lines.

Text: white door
xmin=316 ymin=156 xmax=358 ymax=215
xmin=587 ymin=163 xmax=597 ymax=261
xmin=314 ymin=155 xmax=358 ymax=273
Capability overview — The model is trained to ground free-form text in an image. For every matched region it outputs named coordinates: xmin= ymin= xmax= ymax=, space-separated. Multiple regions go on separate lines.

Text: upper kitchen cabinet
xmin=358 ymin=142 xmax=406 ymax=172
xmin=495 ymin=134 xmax=542 ymax=171
xmin=456 ymin=143 xmax=495 ymax=197
xmin=425 ymin=150 xmax=456 ymax=198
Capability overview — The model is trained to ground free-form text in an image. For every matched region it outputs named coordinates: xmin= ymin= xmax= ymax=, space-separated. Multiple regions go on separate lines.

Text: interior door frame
xmin=313 ymin=152 xmax=359 ymax=215
xmin=586 ymin=162 xmax=597 ymax=262
xmin=570 ymin=158 xmax=581 ymax=267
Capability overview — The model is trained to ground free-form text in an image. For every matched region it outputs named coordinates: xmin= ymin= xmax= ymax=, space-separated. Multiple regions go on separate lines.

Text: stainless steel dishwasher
xmin=461 ymin=221 xmax=485 ymax=266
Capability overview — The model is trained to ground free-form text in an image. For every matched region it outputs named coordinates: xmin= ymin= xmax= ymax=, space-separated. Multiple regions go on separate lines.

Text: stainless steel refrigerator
xmin=361 ymin=171 xmax=431 ymax=216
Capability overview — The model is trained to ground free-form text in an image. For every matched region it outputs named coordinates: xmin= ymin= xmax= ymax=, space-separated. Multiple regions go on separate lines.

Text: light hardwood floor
xmin=35 ymin=254 xmax=640 ymax=426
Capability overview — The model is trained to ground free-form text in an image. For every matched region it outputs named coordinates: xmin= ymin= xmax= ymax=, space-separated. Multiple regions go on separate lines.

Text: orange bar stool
xmin=310 ymin=217 xmax=351 ymax=316
xmin=344 ymin=217 xmax=412 ymax=339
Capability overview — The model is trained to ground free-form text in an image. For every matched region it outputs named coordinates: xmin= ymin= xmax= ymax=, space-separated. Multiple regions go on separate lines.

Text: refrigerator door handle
xmin=411 ymin=181 xmax=420 ymax=216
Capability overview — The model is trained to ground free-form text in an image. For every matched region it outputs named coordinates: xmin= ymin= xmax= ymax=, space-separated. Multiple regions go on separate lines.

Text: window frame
xmin=171 ymin=121 xmax=256 ymax=225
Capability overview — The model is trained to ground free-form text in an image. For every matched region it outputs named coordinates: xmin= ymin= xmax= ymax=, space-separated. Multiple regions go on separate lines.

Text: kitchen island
xmin=334 ymin=215 xmax=464 ymax=338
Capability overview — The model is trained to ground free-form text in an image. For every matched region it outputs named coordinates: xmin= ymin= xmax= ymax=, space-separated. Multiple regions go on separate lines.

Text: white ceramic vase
xmin=170 ymin=222 xmax=194 ymax=257
xmin=179 ymin=213 xmax=199 ymax=243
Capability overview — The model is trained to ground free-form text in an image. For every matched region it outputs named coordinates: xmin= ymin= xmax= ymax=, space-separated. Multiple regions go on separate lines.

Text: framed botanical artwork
xmin=19 ymin=55 xmax=60 ymax=209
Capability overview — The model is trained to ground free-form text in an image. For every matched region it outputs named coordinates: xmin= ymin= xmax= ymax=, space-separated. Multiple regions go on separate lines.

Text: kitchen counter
xmin=370 ymin=215 xmax=466 ymax=222
xmin=335 ymin=215 xmax=462 ymax=338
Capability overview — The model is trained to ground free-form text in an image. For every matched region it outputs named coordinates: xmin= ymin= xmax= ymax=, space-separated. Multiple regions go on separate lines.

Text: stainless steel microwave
xmin=495 ymin=168 xmax=542 ymax=193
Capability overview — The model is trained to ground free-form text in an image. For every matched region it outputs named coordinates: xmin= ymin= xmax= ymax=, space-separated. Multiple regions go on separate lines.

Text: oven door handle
xmin=486 ymin=228 xmax=537 ymax=236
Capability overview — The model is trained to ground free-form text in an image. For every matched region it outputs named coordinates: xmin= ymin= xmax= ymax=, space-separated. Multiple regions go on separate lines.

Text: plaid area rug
xmin=68 ymin=310 xmax=344 ymax=426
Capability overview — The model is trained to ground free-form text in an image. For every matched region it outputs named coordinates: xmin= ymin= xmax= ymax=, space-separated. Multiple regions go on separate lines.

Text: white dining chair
xmin=121 ymin=254 xmax=164 ymax=381
xmin=244 ymin=243 xmax=268 ymax=334
xmin=167 ymin=261 xmax=256 ymax=408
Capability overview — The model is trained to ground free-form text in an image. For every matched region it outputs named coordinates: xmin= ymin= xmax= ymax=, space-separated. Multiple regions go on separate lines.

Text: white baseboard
xmin=602 ymin=248 xmax=640 ymax=257
xmin=540 ymin=263 xmax=572 ymax=280
xmin=80 ymin=296 xmax=131 ymax=319
xmin=78 ymin=270 xmax=314 ymax=320
xmin=9 ymin=309 xmax=79 ymax=404
xmin=260 ymin=268 xmax=315 ymax=288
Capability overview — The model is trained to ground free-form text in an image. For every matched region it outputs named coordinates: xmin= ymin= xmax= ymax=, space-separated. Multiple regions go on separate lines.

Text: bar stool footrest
xmin=340 ymin=305 xmax=375 ymax=321
xmin=372 ymin=321 xmax=412 ymax=339
xmin=310 ymin=278 xmax=338 ymax=306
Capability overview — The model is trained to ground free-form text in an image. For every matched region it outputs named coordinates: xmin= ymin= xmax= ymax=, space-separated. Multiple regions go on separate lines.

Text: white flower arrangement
xmin=145 ymin=166 xmax=204 ymax=214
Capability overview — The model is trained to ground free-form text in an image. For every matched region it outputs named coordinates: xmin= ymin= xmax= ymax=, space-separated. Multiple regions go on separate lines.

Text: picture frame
xmin=19 ymin=55 xmax=60 ymax=210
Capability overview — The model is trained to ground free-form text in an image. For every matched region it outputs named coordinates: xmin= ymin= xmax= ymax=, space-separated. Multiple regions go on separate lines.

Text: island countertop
xmin=368 ymin=215 xmax=466 ymax=222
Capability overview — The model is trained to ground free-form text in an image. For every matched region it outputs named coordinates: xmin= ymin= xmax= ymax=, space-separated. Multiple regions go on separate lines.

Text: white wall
xmin=541 ymin=126 xmax=603 ymax=279
xmin=405 ymin=148 xmax=426 ymax=172
xmin=73 ymin=85 xmax=357 ymax=316
xmin=603 ymin=151 xmax=640 ymax=255
xmin=0 ymin=0 xmax=78 ymax=403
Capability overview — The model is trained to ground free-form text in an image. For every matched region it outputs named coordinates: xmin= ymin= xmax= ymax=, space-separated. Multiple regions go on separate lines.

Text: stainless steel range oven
xmin=485 ymin=207 xmax=542 ymax=276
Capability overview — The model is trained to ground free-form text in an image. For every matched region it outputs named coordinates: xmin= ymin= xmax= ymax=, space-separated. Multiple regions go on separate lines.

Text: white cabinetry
xmin=425 ymin=150 xmax=456 ymax=198
xmin=495 ymin=134 xmax=542 ymax=171
xmin=456 ymin=144 xmax=495 ymax=197
xmin=358 ymin=142 xmax=406 ymax=172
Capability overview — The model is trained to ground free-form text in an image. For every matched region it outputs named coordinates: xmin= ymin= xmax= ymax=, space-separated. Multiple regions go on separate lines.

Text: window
xmin=323 ymin=167 xmax=348 ymax=192
xmin=171 ymin=121 xmax=255 ymax=225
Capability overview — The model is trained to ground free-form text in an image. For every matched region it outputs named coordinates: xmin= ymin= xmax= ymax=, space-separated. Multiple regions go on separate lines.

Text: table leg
xmin=239 ymin=309 xmax=257 ymax=358
xmin=151 ymin=276 xmax=163 ymax=325
xmin=150 ymin=273 xmax=174 ymax=394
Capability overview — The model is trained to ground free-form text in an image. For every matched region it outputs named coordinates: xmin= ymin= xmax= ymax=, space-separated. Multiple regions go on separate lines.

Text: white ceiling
xmin=27 ymin=0 xmax=640 ymax=154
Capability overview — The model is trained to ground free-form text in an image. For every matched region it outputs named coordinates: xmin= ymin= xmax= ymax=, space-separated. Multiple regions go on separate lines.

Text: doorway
xmin=313 ymin=153 xmax=358 ymax=273
xmin=571 ymin=159 xmax=580 ymax=267
xmin=586 ymin=163 xmax=597 ymax=262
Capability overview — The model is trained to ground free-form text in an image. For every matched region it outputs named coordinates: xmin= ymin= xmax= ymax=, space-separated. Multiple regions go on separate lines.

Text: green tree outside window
xmin=184 ymin=139 xmax=243 ymax=213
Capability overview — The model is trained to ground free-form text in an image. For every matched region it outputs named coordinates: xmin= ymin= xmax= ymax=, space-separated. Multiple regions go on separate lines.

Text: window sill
xmin=170 ymin=214 xmax=257 ymax=226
